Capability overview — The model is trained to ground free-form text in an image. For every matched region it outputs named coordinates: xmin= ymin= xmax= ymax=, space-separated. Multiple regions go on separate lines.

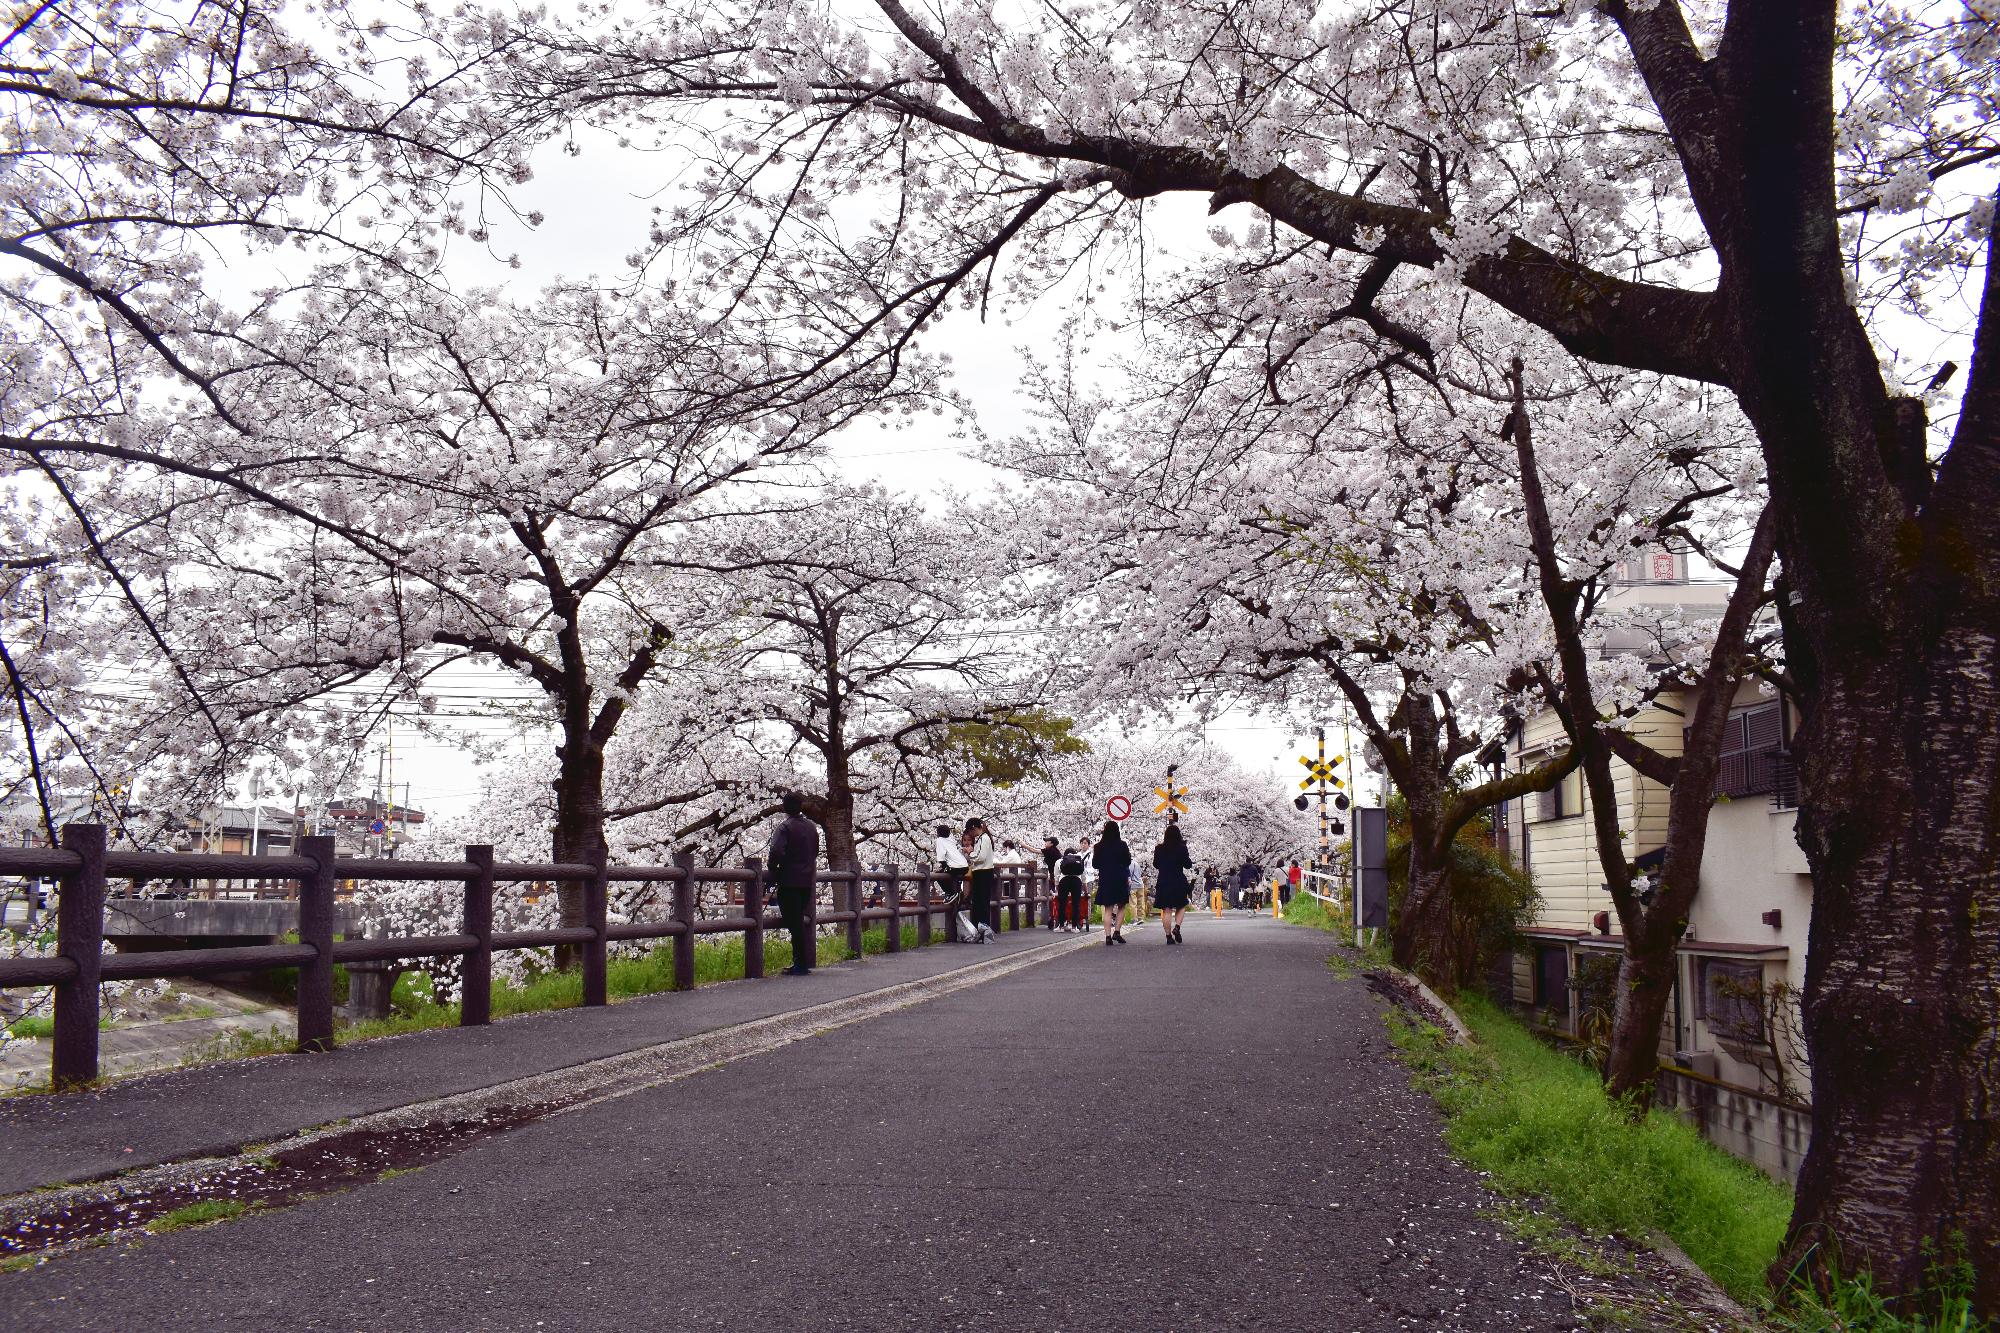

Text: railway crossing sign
xmin=1105 ymin=794 xmax=1132 ymax=821
xmin=1154 ymin=784 xmax=1190 ymax=815
xmin=1299 ymin=754 xmax=1346 ymax=790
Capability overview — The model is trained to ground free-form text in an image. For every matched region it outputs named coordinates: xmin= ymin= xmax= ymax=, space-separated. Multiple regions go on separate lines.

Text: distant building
xmin=321 ymin=797 xmax=426 ymax=857
xmin=182 ymin=805 xmax=300 ymax=857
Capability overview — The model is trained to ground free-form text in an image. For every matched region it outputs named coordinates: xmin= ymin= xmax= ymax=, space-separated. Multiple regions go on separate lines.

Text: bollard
xmin=582 ymin=847 xmax=609 ymax=1007
xmin=884 ymin=864 xmax=903 ymax=953
xmin=53 ymin=823 xmax=107 ymax=1089
xmin=743 ymin=858 xmax=766 ymax=979
xmin=671 ymin=851 xmax=697 ymax=991
xmin=461 ymin=845 xmax=494 ymax=1027
xmin=296 ymin=834 xmax=338 ymax=1052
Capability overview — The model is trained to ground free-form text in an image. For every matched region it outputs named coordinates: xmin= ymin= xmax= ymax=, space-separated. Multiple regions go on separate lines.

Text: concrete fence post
xmin=582 ymin=848 xmax=609 ymax=1007
xmin=916 ymin=869 xmax=933 ymax=948
xmin=844 ymin=871 xmax=864 ymax=958
xmin=743 ymin=858 xmax=766 ymax=979
xmin=296 ymin=834 xmax=338 ymax=1053
xmin=53 ymin=823 xmax=107 ymax=1089
xmin=884 ymin=864 xmax=903 ymax=953
xmin=671 ymin=851 xmax=697 ymax=992
xmin=461 ymin=845 xmax=494 ymax=1027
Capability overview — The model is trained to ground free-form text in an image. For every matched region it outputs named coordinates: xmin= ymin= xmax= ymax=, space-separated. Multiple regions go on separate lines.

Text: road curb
xmin=1380 ymin=966 xmax=1474 ymax=1045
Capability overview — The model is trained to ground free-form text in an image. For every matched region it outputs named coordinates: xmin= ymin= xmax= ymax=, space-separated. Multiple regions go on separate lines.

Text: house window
xmin=1714 ymin=702 xmax=1783 ymax=799
xmin=1697 ymin=958 xmax=1767 ymax=1045
xmin=1533 ymin=944 xmax=1569 ymax=1011
xmin=1534 ymin=771 xmax=1573 ymax=822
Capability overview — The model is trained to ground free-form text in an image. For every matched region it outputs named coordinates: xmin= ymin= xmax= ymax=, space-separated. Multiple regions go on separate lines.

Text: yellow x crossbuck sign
xmin=1154 ymin=784 xmax=1190 ymax=815
xmin=1298 ymin=755 xmax=1346 ymax=790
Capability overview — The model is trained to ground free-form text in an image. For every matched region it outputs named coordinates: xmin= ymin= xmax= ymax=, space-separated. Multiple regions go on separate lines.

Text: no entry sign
xmin=1105 ymin=794 xmax=1132 ymax=821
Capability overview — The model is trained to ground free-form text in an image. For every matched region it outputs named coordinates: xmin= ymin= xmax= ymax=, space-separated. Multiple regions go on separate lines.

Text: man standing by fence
xmin=768 ymin=793 xmax=822 ymax=976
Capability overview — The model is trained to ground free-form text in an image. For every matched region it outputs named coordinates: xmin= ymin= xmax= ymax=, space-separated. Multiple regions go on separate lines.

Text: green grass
xmin=1764 ymin=1242 xmax=1990 ymax=1332
xmin=1277 ymin=889 xmax=1393 ymax=976
xmin=5 ymin=1013 xmax=117 ymax=1039
xmin=331 ymin=918 xmax=946 ymax=1046
xmin=1386 ymin=994 xmax=1793 ymax=1305
xmin=149 ymin=1198 xmax=252 ymax=1232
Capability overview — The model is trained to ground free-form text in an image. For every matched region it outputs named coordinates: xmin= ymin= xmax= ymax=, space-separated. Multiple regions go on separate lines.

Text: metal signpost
xmin=1297 ymin=728 xmax=1351 ymax=875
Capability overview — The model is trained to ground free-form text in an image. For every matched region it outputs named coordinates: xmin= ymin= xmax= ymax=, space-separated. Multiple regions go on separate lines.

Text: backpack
xmin=1060 ymin=852 xmax=1084 ymax=876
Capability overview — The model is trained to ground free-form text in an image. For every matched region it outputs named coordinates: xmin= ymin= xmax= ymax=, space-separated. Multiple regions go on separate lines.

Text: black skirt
xmin=1093 ymin=870 xmax=1130 ymax=907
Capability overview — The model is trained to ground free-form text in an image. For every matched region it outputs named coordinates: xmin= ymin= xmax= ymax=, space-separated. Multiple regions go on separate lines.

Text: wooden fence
xmin=0 ymin=825 xmax=1047 ymax=1090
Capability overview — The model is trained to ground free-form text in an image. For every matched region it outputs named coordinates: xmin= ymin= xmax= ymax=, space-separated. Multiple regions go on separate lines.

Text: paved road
xmin=0 ymin=925 xmax=1063 ymax=1195
xmin=2 ymin=915 xmax=1588 ymax=1331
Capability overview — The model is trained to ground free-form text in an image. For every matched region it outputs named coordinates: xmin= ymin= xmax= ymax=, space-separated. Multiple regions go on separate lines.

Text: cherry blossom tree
xmin=685 ymin=484 xmax=1050 ymax=890
xmin=505 ymin=0 xmax=2000 ymax=1296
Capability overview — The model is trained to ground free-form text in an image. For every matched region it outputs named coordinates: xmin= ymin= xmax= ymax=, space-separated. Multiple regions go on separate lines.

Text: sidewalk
xmin=0 ymin=927 xmax=1072 ymax=1198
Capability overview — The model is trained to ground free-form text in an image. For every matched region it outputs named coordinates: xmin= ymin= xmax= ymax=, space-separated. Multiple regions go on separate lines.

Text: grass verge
xmin=169 ymin=917 xmax=982 ymax=1062
xmin=149 ymin=1198 xmax=253 ymax=1232
xmin=1385 ymin=998 xmax=1791 ymax=1304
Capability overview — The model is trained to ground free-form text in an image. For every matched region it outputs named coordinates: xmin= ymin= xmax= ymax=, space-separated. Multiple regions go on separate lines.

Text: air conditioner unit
xmin=1673 ymin=1049 xmax=1718 ymax=1078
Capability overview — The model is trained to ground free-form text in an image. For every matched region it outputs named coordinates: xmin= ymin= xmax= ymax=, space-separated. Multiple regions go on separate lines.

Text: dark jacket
xmin=1152 ymin=840 xmax=1194 ymax=893
xmin=1091 ymin=838 xmax=1132 ymax=880
xmin=767 ymin=814 xmax=821 ymax=889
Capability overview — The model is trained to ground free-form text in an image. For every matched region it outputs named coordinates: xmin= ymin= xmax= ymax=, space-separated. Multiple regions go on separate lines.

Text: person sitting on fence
xmin=768 ymin=792 xmax=823 ymax=976
xmin=934 ymin=823 xmax=968 ymax=921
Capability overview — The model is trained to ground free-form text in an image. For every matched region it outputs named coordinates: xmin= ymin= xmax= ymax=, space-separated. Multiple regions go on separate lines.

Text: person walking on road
xmin=1091 ymin=822 xmax=1133 ymax=945
xmin=1151 ymin=824 xmax=1195 ymax=944
xmin=966 ymin=817 xmax=999 ymax=942
xmin=1235 ymin=860 xmax=1259 ymax=910
xmin=1041 ymin=836 xmax=1062 ymax=930
xmin=1284 ymin=860 xmax=1303 ymax=906
xmin=768 ymin=792 xmax=822 ymax=976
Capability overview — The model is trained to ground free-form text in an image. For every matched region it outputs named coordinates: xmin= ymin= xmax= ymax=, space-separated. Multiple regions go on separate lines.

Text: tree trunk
xmin=1391 ymin=841 xmax=1462 ymax=988
xmin=550 ymin=727 xmax=608 ymax=972
xmin=1778 ymin=604 xmax=2000 ymax=1305
xmin=1602 ymin=938 xmax=1680 ymax=1106
xmin=817 ymin=747 xmax=860 ymax=914
xmin=1692 ymin=14 xmax=2000 ymax=1293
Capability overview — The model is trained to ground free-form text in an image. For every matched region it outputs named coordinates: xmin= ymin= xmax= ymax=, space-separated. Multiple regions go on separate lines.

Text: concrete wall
xmin=1656 ymin=1066 xmax=1813 ymax=1183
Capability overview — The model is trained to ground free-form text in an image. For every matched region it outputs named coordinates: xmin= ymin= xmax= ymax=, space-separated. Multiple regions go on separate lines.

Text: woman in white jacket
xmin=964 ymin=817 xmax=999 ymax=942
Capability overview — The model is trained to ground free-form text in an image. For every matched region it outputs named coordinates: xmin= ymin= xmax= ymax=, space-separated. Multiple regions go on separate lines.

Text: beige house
xmin=1494 ymin=559 xmax=1815 ymax=1179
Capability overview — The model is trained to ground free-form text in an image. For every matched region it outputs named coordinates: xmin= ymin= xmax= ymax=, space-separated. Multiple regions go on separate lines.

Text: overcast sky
xmin=289 ymin=126 xmax=1366 ymax=825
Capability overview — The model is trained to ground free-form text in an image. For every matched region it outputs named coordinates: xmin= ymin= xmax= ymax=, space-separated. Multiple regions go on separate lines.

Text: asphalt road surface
xmin=2 ymin=914 xmax=1594 ymax=1331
